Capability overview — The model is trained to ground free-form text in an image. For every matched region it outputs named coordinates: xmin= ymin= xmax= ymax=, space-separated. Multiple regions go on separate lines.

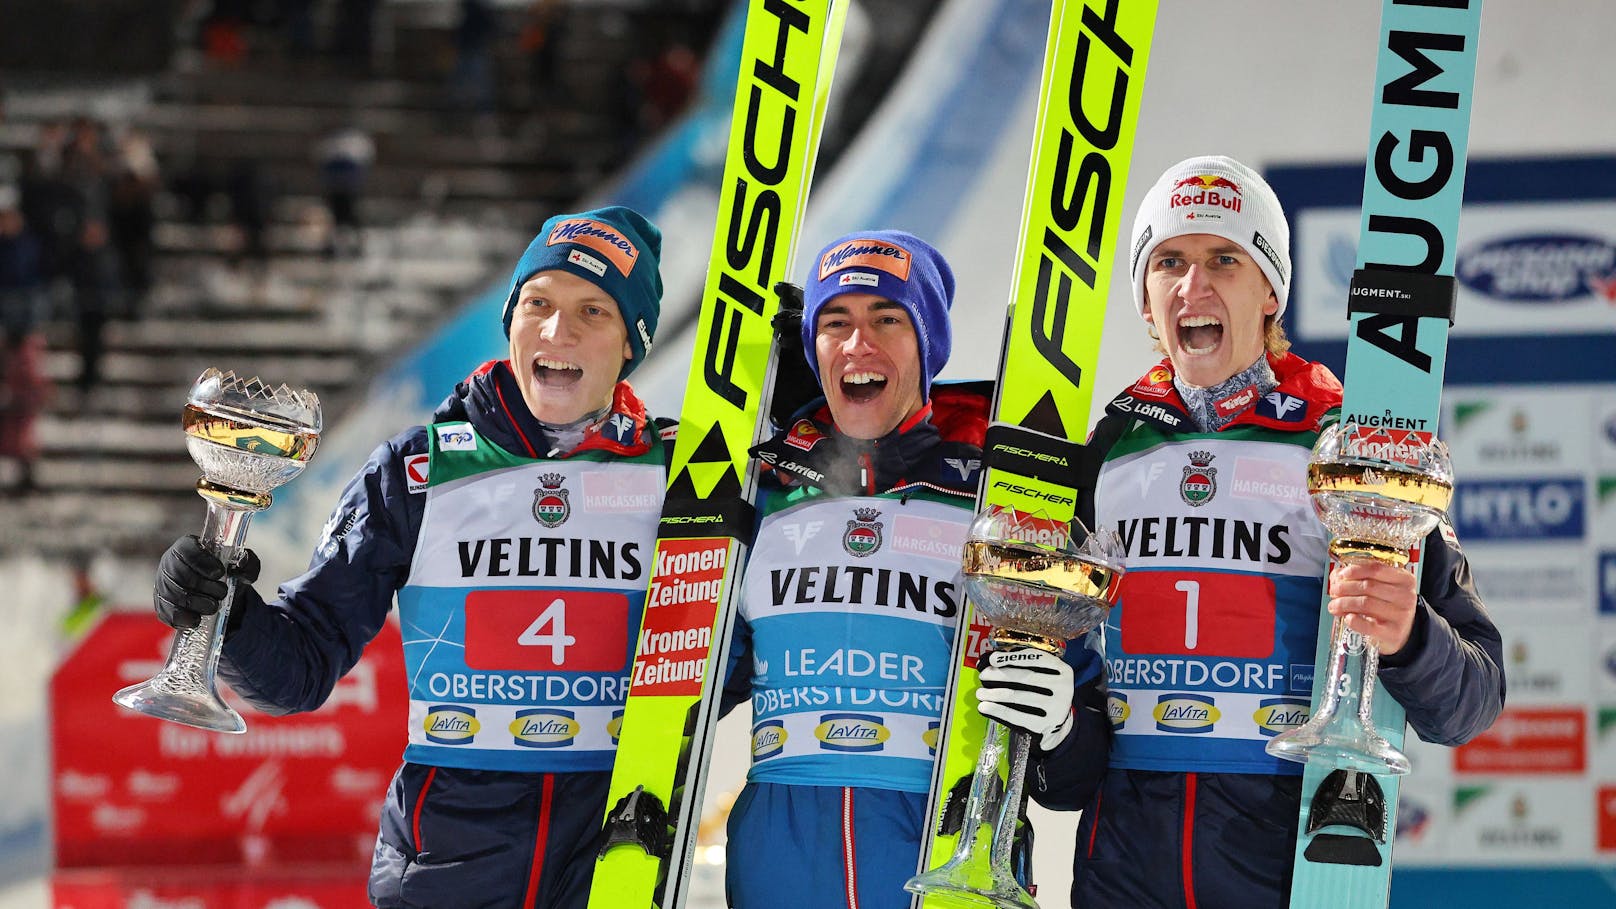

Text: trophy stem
xmin=905 ymin=717 xmax=1038 ymax=909
xmin=1264 ymin=610 xmax=1409 ymax=776
xmin=111 ymin=489 xmax=267 ymax=735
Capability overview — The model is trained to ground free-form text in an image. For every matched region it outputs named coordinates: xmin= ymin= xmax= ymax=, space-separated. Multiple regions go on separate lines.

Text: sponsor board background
xmin=1275 ymin=156 xmax=1616 ymax=898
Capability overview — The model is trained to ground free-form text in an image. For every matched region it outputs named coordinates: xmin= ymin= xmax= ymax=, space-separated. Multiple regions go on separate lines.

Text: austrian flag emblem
xmin=532 ymin=473 xmax=571 ymax=527
xmin=843 ymin=507 xmax=883 ymax=557
xmin=1180 ymin=451 xmax=1218 ymax=507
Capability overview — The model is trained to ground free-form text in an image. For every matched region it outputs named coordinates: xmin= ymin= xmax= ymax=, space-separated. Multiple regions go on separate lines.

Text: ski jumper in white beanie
xmin=1128 ymin=155 xmax=1291 ymax=320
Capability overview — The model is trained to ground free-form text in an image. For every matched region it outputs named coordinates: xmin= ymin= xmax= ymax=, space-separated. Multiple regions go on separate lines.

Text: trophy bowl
xmin=906 ymin=508 xmax=1123 ymax=908
xmin=1266 ymin=420 xmax=1453 ymax=775
xmin=1306 ymin=421 xmax=1453 ymax=565
xmin=113 ymin=369 xmax=321 ymax=733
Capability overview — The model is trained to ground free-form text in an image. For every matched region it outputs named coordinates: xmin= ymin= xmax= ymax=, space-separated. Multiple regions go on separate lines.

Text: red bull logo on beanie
xmin=547 ymin=218 xmax=639 ymax=277
xmin=818 ymin=238 xmax=912 ymax=281
xmin=1169 ymin=174 xmax=1243 ymax=214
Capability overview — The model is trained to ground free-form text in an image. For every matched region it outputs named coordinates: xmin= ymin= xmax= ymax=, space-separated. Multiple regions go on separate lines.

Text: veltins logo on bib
xmin=815 ymin=713 xmax=891 ymax=752
xmin=509 ymin=708 xmax=580 ymax=748
xmin=753 ymin=719 xmax=787 ymax=759
xmin=844 ymin=508 xmax=884 ymax=557
xmin=1109 ymin=692 xmax=1130 ymax=730
xmin=1253 ymin=698 xmax=1310 ymax=737
xmin=923 ymin=721 xmax=941 ymax=756
xmin=424 ymin=706 xmax=480 ymax=744
xmin=1153 ymin=694 xmax=1220 ymax=734
xmin=1181 ymin=450 xmax=1218 ymax=507
xmin=532 ymin=473 xmax=571 ymax=528
xmin=608 ymin=709 xmax=624 ymax=745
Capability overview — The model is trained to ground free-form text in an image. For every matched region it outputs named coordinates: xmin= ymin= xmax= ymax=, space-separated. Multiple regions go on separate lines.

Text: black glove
xmin=769 ymin=281 xmax=822 ymax=429
xmin=154 ymin=535 xmax=262 ymax=633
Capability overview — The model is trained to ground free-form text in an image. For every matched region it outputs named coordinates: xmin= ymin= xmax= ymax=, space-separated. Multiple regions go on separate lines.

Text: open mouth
xmin=533 ymin=356 xmax=584 ymax=389
xmin=840 ymin=371 xmax=888 ymax=404
xmin=1177 ymin=315 xmax=1224 ymax=355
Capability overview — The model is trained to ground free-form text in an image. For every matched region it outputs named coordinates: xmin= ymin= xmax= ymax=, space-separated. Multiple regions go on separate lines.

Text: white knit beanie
xmin=1128 ymin=155 xmax=1290 ymax=319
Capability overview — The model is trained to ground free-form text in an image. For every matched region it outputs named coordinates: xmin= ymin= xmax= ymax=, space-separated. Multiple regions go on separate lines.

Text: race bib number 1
xmin=1118 ymin=571 xmax=1276 ymax=659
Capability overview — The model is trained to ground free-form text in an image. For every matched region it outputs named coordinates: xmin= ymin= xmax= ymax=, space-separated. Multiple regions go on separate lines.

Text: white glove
xmin=975 ymin=648 xmax=1075 ymax=751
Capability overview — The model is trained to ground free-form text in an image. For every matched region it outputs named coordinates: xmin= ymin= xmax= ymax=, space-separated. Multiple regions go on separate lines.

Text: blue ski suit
xmin=1028 ymin=353 xmax=1506 ymax=909
xmin=721 ymin=385 xmax=1103 ymax=909
xmin=216 ymin=360 xmax=672 ymax=909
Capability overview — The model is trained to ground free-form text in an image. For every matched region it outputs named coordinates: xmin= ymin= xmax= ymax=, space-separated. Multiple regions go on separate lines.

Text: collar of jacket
xmin=438 ymin=359 xmax=656 ymax=458
xmin=1104 ymin=352 xmax=1342 ymax=434
xmin=751 ymin=385 xmax=989 ymax=498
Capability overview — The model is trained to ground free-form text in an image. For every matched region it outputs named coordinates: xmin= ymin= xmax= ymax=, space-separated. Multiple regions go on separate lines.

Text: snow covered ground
xmin=0 ymin=556 xmax=74 ymax=909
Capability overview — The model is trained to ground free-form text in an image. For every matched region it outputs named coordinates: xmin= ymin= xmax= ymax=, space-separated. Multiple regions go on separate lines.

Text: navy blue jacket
xmin=1029 ymin=362 xmax=1505 ymax=909
xmin=218 ymin=360 xmax=670 ymax=909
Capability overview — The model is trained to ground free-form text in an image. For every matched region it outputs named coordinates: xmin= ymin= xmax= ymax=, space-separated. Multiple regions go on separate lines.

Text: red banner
xmin=54 ymin=868 xmax=372 ymax=908
xmin=52 ymin=613 xmax=408 ymax=871
xmin=1453 ymin=707 xmax=1586 ymax=775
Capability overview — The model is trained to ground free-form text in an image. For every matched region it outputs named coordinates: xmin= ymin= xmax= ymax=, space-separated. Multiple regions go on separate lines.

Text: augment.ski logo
xmin=844 ymin=508 xmax=883 ymax=557
xmin=1180 ymin=451 xmax=1217 ymax=507
xmin=533 ymin=473 xmax=571 ymax=527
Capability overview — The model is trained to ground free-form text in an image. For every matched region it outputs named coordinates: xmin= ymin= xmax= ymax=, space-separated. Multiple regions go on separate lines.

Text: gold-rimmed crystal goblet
xmin=113 ymin=368 xmax=321 ymax=734
xmin=905 ymin=507 xmax=1123 ymax=908
xmin=1265 ymin=420 xmax=1453 ymax=774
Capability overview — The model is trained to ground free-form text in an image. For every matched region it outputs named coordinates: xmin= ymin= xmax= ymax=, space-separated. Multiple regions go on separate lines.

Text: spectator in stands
xmin=315 ymin=123 xmax=375 ymax=259
xmin=20 ymin=120 xmax=81 ymax=283
xmin=519 ymin=0 xmax=569 ymax=114
xmin=200 ymin=0 xmax=252 ymax=66
xmin=61 ymin=557 xmax=108 ymax=640
xmin=333 ymin=0 xmax=380 ymax=71
xmin=0 ymin=186 xmax=47 ymax=336
xmin=449 ymin=0 xmax=500 ymax=127
xmin=69 ymin=215 xmax=120 ymax=400
xmin=0 ymin=186 xmax=50 ymax=494
xmin=225 ymin=157 xmax=273 ymax=269
xmin=108 ymin=127 xmax=160 ymax=318
xmin=636 ymin=40 xmax=700 ymax=134
xmin=0 ymin=79 xmax=20 ymax=189
xmin=281 ymin=0 xmax=318 ymax=58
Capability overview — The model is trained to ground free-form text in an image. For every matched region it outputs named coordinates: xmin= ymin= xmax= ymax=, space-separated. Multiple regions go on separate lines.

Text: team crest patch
xmin=532 ymin=473 xmax=571 ymax=527
xmin=843 ymin=507 xmax=883 ymax=557
xmin=1180 ymin=450 xmax=1218 ymax=507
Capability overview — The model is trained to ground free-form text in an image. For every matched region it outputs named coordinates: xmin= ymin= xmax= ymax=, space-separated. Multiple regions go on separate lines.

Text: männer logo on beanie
xmin=547 ymin=218 xmax=639 ymax=276
xmin=818 ymin=238 xmax=911 ymax=281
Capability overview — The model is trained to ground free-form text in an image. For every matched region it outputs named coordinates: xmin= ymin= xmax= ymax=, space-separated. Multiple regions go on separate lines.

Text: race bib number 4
xmin=464 ymin=590 xmax=630 ymax=672
xmin=1118 ymin=571 xmax=1276 ymax=659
